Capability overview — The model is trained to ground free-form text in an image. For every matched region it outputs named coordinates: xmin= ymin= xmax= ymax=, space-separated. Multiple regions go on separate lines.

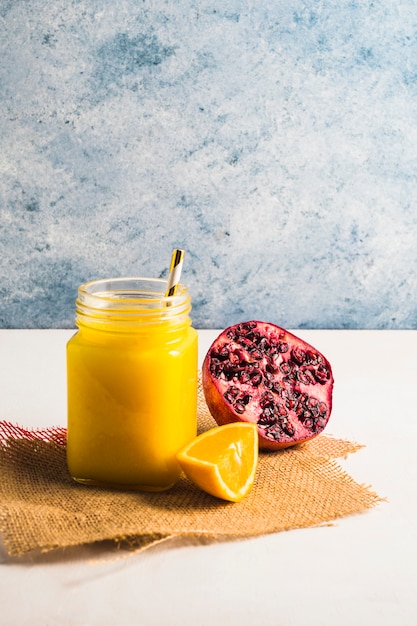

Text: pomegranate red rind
xmin=202 ymin=321 xmax=334 ymax=451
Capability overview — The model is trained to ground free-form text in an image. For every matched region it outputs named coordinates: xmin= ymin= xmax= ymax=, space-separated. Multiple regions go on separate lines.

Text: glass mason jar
xmin=66 ymin=277 xmax=198 ymax=491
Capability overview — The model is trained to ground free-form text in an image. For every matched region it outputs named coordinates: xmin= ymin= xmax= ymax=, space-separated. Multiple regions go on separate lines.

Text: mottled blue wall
xmin=1 ymin=1 xmax=417 ymax=329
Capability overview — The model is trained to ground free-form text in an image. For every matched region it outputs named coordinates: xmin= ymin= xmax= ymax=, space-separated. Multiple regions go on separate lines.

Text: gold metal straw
xmin=165 ymin=249 xmax=185 ymax=297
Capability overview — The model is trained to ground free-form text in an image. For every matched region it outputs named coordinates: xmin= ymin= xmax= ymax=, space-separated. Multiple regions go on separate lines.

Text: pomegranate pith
xmin=202 ymin=321 xmax=334 ymax=450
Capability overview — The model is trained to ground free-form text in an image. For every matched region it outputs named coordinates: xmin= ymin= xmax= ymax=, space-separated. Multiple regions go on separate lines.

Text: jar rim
xmin=75 ymin=277 xmax=192 ymax=327
xmin=78 ymin=276 xmax=187 ymax=305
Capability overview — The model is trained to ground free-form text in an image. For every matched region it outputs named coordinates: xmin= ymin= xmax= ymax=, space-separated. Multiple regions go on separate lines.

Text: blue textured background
xmin=1 ymin=1 xmax=417 ymax=329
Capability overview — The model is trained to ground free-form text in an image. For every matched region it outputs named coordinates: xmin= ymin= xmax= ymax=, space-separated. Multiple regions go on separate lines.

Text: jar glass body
xmin=66 ymin=277 xmax=198 ymax=491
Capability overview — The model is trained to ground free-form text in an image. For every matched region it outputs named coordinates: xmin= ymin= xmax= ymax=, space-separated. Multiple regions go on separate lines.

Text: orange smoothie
xmin=66 ymin=278 xmax=198 ymax=491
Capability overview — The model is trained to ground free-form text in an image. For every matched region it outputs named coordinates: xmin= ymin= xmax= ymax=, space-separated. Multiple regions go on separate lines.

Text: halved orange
xmin=176 ymin=423 xmax=258 ymax=502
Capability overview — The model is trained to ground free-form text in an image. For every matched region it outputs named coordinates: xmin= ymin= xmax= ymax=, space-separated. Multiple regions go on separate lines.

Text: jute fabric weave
xmin=0 ymin=383 xmax=383 ymax=556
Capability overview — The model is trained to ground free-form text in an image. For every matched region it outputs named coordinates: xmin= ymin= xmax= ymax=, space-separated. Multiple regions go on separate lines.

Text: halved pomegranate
xmin=202 ymin=321 xmax=334 ymax=450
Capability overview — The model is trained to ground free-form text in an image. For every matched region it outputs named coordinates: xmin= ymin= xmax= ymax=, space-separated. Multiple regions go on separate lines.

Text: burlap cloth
xmin=0 ymin=382 xmax=383 ymax=557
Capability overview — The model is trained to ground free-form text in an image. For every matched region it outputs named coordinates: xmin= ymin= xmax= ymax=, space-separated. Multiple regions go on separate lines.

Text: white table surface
xmin=0 ymin=329 xmax=416 ymax=626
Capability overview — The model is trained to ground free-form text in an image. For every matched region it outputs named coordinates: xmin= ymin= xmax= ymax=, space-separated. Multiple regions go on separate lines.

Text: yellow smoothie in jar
xmin=66 ymin=278 xmax=198 ymax=491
